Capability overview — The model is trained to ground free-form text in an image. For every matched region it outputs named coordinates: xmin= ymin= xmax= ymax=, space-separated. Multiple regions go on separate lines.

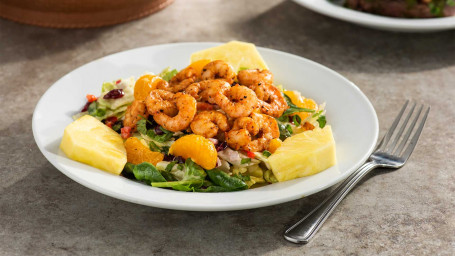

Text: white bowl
xmin=32 ymin=42 xmax=378 ymax=211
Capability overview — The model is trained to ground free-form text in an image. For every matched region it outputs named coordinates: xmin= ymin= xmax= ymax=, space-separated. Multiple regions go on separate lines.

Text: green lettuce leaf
xmin=159 ymin=67 xmax=178 ymax=82
xmin=133 ymin=162 xmax=166 ymax=184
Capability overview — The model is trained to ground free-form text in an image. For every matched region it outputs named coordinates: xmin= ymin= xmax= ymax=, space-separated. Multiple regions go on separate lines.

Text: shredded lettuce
xmin=84 ymin=77 xmax=135 ymax=121
xmin=88 ymin=101 xmax=106 ymax=118
xmin=101 ymin=82 xmax=115 ymax=93
xmin=158 ymin=67 xmax=178 ymax=82
xmin=241 ymin=158 xmax=251 ymax=164
xmin=97 ymin=77 xmax=135 ymax=111
xmin=253 ymin=152 xmax=272 ymax=170
xmin=244 ymin=164 xmax=266 ymax=188
xmin=264 ymin=169 xmax=278 ymax=183
xmin=136 ymin=119 xmax=174 ymax=153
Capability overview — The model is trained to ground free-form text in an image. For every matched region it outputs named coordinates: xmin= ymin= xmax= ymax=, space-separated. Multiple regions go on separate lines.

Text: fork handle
xmin=284 ymin=161 xmax=378 ymax=244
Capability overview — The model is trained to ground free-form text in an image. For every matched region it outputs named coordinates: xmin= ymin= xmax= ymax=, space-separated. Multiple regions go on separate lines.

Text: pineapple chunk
xmin=268 ymin=126 xmax=336 ymax=182
xmin=60 ymin=115 xmax=127 ymax=175
xmin=190 ymin=41 xmax=268 ymax=72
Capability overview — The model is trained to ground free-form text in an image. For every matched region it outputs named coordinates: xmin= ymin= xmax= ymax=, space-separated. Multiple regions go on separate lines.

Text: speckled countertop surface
xmin=1 ymin=0 xmax=454 ymax=255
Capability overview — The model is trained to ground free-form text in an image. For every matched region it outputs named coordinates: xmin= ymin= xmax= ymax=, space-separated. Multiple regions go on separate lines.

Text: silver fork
xmin=284 ymin=101 xmax=430 ymax=244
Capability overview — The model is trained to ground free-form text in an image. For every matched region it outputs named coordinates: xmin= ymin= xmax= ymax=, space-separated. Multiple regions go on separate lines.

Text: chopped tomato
xmin=105 ymin=116 xmax=118 ymax=128
xmin=246 ymin=151 xmax=255 ymax=159
xmin=116 ymin=79 xmax=121 ymax=84
xmin=121 ymin=126 xmax=132 ymax=139
xmin=86 ymin=94 xmax=97 ymax=103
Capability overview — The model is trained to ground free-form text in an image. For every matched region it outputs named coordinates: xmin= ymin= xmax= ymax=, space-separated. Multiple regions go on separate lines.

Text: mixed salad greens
xmin=74 ymin=67 xmax=327 ymax=192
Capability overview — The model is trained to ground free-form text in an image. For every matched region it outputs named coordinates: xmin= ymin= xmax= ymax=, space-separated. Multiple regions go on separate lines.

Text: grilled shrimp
xmin=214 ymin=85 xmax=259 ymax=118
xmin=185 ymin=80 xmax=230 ymax=104
xmin=226 ymin=113 xmax=279 ymax=152
xmin=225 ymin=116 xmax=259 ymax=150
xmin=152 ymin=92 xmax=197 ymax=132
xmin=237 ymin=69 xmax=286 ymax=116
xmin=201 ymin=60 xmax=236 ymax=84
xmin=145 ymin=89 xmax=178 ymax=116
xmin=123 ymin=100 xmax=148 ymax=132
xmin=248 ymin=113 xmax=280 ymax=152
xmin=233 ymin=116 xmax=260 ymax=136
xmin=190 ymin=110 xmax=230 ymax=138
xmin=251 ymin=83 xmax=288 ymax=117
xmin=152 ymin=77 xmax=171 ymax=91
xmin=238 ymin=69 xmax=273 ymax=86
xmin=225 ymin=129 xmax=252 ymax=151
xmin=169 ymin=67 xmax=197 ymax=92
xmin=169 ymin=77 xmax=196 ymax=93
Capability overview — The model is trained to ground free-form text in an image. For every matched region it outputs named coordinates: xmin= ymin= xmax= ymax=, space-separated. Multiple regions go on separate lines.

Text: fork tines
xmin=378 ymin=100 xmax=430 ymax=159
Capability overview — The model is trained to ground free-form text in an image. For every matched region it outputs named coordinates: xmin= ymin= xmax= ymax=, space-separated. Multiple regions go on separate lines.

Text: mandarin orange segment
xmin=134 ymin=75 xmax=167 ymax=100
xmin=169 ymin=134 xmax=217 ymax=169
xmin=188 ymin=59 xmax=211 ymax=79
xmin=134 ymin=74 xmax=155 ymax=100
xmin=268 ymin=138 xmax=282 ymax=153
xmin=284 ymin=90 xmax=301 ymax=106
xmin=124 ymin=137 xmax=164 ymax=165
xmin=284 ymin=90 xmax=318 ymax=122
xmin=298 ymin=98 xmax=318 ymax=120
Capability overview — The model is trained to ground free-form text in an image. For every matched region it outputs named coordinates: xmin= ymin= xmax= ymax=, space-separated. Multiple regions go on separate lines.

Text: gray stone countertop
xmin=1 ymin=0 xmax=454 ymax=255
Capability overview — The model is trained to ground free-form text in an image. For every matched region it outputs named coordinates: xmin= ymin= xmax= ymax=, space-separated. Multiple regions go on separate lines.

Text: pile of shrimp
xmin=124 ymin=60 xmax=289 ymax=152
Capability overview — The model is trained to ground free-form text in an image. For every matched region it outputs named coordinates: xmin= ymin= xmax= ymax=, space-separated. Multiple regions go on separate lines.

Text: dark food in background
xmin=344 ymin=0 xmax=455 ymax=18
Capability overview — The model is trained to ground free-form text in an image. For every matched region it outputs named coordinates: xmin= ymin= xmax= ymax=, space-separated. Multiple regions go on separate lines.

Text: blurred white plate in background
xmin=293 ymin=0 xmax=455 ymax=32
